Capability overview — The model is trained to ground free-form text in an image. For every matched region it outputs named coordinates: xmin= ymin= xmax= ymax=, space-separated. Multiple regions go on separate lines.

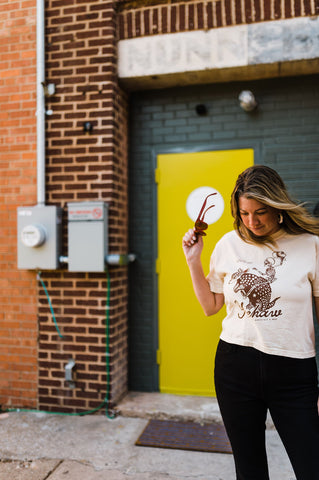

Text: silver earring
xmin=278 ymin=213 xmax=283 ymax=224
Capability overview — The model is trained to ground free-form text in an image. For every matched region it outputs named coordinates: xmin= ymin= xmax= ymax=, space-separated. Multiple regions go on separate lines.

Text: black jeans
xmin=214 ymin=339 xmax=319 ymax=480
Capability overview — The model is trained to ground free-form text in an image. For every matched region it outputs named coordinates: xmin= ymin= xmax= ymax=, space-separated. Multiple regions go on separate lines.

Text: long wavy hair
xmin=231 ymin=165 xmax=319 ymax=245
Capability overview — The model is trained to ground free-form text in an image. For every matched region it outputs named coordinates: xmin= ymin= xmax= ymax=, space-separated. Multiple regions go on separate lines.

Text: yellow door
xmin=157 ymin=149 xmax=253 ymax=396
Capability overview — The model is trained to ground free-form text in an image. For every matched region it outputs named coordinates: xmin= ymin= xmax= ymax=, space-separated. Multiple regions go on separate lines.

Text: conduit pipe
xmin=36 ymin=0 xmax=46 ymax=206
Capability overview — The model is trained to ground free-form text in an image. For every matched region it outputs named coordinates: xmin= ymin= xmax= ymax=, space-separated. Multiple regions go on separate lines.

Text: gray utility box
xmin=68 ymin=202 xmax=108 ymax=272
xmin=17 ymin=205 xmax=62 ymax=270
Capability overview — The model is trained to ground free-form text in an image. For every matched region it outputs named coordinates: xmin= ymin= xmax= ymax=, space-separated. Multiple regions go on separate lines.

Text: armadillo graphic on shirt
xmin=229 ymin=251 xmax=286 ymax=319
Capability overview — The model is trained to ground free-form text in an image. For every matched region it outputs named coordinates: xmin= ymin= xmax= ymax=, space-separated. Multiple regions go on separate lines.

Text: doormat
xmin=135 ymin=419 xmax=232 ymax=454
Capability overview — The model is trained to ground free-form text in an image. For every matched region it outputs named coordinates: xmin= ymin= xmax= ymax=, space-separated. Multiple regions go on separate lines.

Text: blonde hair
xmin=231 ymin=165 xmax=319 ymax=245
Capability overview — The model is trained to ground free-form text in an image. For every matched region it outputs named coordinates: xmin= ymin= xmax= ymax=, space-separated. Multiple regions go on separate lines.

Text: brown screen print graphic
xmin=229 ymin=251 xmax=286 ymax=318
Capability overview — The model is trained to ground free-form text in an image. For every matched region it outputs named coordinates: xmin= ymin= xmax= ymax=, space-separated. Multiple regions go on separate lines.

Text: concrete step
xmin=116 ymin=391 xmax=275 ymax=428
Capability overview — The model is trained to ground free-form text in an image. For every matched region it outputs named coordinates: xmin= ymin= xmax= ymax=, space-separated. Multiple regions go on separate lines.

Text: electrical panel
xmin=17 ymin=205 xmax=62 ymax=270
xmin=67 ymin=202 xmax=108 ymax=272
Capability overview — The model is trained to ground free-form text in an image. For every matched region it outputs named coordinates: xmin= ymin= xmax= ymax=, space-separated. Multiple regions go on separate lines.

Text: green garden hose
xmin=5 ymin=269 xmax=115 ymax=418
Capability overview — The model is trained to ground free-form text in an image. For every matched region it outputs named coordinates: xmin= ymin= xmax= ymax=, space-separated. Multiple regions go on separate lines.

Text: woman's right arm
xmin=182 ymin=229 xmax=224 ymax=316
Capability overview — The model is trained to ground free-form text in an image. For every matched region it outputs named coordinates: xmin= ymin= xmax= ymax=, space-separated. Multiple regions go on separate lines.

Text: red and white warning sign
xmin=68 ymin=202 xmax=105 ymax=221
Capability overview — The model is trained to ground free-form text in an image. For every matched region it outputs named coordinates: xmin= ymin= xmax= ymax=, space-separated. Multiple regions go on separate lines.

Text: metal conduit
xmin=36 ymin=0 xmax=46 ymax=206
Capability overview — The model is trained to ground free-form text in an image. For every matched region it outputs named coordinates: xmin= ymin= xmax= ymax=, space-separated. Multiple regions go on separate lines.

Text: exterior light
xmin=195 ymin=104 xmax=208 ymax=116
xmin=238 ymin=90 xmax=258 ymax=112
xmin=83 ymin=121 xmax=93 ymax=133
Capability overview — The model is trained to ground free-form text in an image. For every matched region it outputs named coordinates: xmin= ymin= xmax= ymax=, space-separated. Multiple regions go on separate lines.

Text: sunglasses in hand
xmin=194 ymin=193 xmax=216 ymax=241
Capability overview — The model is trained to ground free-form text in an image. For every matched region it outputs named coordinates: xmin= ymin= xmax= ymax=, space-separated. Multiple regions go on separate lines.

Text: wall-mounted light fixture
xmin=238 ymin=90 xmax=258 ymax=112
xmin=41 ymin=82 xmax=56 ymax=97
xmin=83 ymin=121 xmax=93 ymax=133
xmin=195 ymin=104 xmax=208 ymax=116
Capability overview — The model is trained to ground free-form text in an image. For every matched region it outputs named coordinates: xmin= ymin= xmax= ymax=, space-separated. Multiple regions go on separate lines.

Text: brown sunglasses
xmin=194 ymin=193 xmax=216 ymax=241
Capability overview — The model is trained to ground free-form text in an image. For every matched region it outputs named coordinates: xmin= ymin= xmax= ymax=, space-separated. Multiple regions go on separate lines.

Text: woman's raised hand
xmin=182 ymin=228 xmax=203 ymax=264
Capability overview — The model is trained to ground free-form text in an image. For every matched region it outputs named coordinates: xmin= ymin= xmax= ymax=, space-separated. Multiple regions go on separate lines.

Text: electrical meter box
xmin=67 ymin=202 xmax=108 ymax=272
xmin=17 ymin=205 xmax=62 ymax=270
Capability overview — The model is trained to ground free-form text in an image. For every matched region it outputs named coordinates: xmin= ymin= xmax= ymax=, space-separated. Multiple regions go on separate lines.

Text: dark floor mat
xmin=135 ymin=419 xmax=232 ymax=454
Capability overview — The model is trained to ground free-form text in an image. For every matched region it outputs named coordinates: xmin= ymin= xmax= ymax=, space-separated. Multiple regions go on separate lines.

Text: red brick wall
xmin=0 ymin=0 xmax=38 ymax=408
xmin=1 ymin=0 xmax=318 ymax=412
xmin=118 ymin=0 xmax=319 ymax=39
xmin=0 ymin=0 xmax=129 ymax=413
xmin=38 ymin=0 xmax=129 ymax=412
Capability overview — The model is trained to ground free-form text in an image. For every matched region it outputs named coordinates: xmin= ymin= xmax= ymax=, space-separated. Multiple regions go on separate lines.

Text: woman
xmin=182 ymin=165 xmax=319 ymax=480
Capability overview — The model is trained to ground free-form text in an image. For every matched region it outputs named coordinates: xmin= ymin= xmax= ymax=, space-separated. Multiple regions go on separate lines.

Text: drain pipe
xmin=36 ymin=0 xmax=46 ymax=206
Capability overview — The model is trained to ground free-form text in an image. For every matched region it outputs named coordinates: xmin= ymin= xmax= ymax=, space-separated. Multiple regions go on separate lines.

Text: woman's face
xmin=238 ymin=196 xmax=281 ymax=237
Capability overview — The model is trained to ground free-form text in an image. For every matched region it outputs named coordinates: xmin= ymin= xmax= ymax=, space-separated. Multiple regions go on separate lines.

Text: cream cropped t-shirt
xmin=206 ymin=230 xmax=319 ymax=359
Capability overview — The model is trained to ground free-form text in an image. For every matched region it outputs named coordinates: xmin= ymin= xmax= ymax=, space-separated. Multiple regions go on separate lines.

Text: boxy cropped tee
xmin=206 ymin=229 xmax=319 ymax=359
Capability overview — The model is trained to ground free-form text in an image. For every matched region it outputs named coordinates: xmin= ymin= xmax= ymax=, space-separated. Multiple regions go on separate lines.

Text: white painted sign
xmin=118 ymin=16 xmax=319 ymax=80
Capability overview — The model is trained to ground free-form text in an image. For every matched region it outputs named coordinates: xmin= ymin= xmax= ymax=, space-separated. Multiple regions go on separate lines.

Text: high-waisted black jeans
xmin=214 ymin=339 xmax=319 ymax=480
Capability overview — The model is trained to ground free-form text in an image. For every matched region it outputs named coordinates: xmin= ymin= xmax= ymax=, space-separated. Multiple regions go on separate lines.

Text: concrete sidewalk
xmin=0 ymin=393 xmax=296 ymax=480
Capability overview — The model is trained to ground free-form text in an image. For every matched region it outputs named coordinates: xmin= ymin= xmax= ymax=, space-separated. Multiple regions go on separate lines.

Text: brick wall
xmin=38 ymin=0 xmax=129 ymax=412
xmin=1 ymin=0 xmax=317 ymax=410
xmin=0 ymin=0 xmax=129 ymax=413
xmin=128 ymin=75 xmax=319 ymax=390
xmin=119 ymin=0 xmax=319 ymax=39
xmin=0 ymin=1 xmax=38 ymax=408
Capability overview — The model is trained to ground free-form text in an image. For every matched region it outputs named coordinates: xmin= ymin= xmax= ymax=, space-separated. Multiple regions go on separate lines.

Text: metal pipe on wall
xmin=36 ymin=0 xmax=46 ymax=206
